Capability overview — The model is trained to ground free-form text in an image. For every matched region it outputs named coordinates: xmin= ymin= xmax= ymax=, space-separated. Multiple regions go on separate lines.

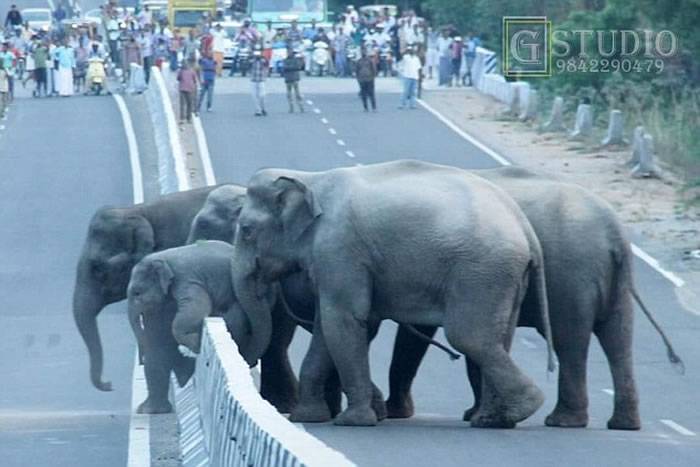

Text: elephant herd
xmin=72 ymin=160 xmax=682 ymax=429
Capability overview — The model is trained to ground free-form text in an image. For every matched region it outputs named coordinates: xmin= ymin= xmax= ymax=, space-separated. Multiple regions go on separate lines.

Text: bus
xmin=247 ymin=0 xmax=327 ymax=25
xmin=168 ymin=0 xmax=217 ymax=31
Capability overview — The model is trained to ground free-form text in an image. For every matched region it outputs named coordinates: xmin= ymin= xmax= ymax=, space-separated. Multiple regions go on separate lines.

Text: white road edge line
xmin=602 ymin=388 xmax=614 ymax=396
xmin=193 ymin=116 xmax=217 ymax=185
xmin=417 ymin=97 xmax=685 ymax=289
xmin=630 ymin=244 xmax=685 ymax=288
xmin=113 ymin=95 xmax=144 ymax=204
xmin=660 ymin=419 xmax=696 ymax=436
xmin=114 ymin=95 xmax=150 ymax=466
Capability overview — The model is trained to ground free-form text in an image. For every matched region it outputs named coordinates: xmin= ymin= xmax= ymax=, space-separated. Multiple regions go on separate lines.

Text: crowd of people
xmin=1 ymin=2 xmax=481 ymax=119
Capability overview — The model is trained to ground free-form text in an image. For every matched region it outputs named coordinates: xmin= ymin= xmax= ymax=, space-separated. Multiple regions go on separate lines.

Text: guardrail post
xmin=569 ymin=103 xmax=593 ymax=140
xmin=631 ymin=133 xmax=659 ymax=178
xmin=601 ymin=109 xmax=627 ymax=146
xmin=520 ymin=89 xmax=538 ymax=122
xmin=627 ymin=125 xmax=645 ymax=166
xmin=541 ymin=96 xmax=566 ymax=132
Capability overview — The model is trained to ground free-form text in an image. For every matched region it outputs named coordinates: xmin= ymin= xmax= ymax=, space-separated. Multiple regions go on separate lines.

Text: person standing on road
xmin=197 ymin=52 xmax=216 ymax=113
xmin=0 ymin=61 xmax=9 ymax=119
xmin=55 ymin=40 xmax=76 ymax=97
xmin=250 ymin=48 xmax=267 ymax=116
xmin=437 ymin=29 xmax=452 ymax=86
xmin=450 ymin=36 xmax=463 ymax=87
xmin=355 ymin=46 xmax=376 ymax=112
xmin=0 ymin=42 xmax=15 ymax=102
xmin=211 ymin=23 xmax=226 ymax=76
xmin=139 ymin=26 xmax=154 ymax=84
xmin=32 ymin=40 xmax=49 ymax=97
xmin=398 ymin=45 xmax=421 ymax=109
xmin=177 ymin=59 xmax=198 ymax=123
xmin=282 ymin=46 xmax=304 ymax=113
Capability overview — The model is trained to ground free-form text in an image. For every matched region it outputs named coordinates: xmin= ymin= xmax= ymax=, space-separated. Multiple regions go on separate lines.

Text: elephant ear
xmin=151 ymin=259 xmax=175 ymax=296
xmin=273 ymin=176 xmax=322 ymax=242
xmin=229 ymin=194 xmax=246 ymax=222
xmin=128 ymin=215 xmax=155 ymax=259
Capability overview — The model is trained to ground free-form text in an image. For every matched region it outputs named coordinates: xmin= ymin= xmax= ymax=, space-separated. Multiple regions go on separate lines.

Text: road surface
xmin=199 ymin=84 xmax=700 ymax=467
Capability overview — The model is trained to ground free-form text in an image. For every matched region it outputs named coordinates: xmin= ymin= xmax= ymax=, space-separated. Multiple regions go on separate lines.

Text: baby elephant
xmin=127 ymin=240 xmax=299 ymax=414
xmin=127 ymin=241 xmax=239 ymax=413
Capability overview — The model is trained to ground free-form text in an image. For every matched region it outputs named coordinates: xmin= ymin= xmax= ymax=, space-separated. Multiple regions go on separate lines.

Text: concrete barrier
xmin=187 ymin=318 xmax=355 ymax=467
xmin=144 ymin=66 xmax=190 ymax=194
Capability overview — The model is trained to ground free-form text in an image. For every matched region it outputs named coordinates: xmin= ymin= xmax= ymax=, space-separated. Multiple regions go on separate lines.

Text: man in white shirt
xmin=211 ymin=23 xmax=226 ymax=76
xmin=436 ymin=30 xmax=453 ymax=86
xmin=398 ymin=45 xmax=421 ymax=109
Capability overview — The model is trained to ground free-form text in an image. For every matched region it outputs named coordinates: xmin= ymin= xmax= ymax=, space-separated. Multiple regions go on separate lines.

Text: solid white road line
xmin=660 ymin=419 xmax=696 ymax=436
xmin=631 ymin=244 xmax=686 ymax=288
xmin=336 ymin=139 xmax=346 ymax=146
xmin=113 ymin=95 xmax=144 ymax=204
xmin=345 ymin=150 xmax=356 ymax=159
xmin=193 ymin=116 xmax=217 ymax=186
xmin=418 ymin=97 xmax=686 ymax=289
xmin=127 ymin=352 xmax=150 ymax=466
xmin=417 ymin=98 xmax=512 ymax=166
xmin=329 ymin=128 xmax=337 ymax=135
xmin=602 ymin=389 xmax=614 ymax=396
xmin=115 ymin=94 xmax=150 ymax=466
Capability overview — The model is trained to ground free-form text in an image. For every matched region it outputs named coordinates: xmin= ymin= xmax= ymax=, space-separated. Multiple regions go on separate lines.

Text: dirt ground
xmin=423 ymin=88 xmax=700 ymax=311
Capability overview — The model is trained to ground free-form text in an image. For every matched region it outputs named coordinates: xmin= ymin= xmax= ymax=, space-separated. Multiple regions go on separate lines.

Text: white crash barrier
xmin=144 ymin=66 xmax=190 ymax=194
xmin=193 ymin=318 xmax=355 ymax=467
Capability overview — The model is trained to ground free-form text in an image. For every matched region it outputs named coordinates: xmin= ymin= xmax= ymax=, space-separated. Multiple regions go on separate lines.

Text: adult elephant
xmin=73 ymin=186 xmax=222 ymax=393
xmin=231 ymin=160 xmax=555 ymax=428
xmin=385 ymin=166 xmax=683 ymax=431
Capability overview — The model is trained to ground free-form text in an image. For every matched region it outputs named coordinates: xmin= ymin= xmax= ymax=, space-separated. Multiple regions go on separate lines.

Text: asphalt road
xmin=200 ymin=84 xmax=700 ymax=467
xmin=0 ymin=96 xmax=136 ymax=466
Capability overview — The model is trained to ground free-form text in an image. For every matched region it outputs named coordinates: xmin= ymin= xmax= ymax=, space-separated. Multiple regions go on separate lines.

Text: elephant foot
xmin=137 ymin=398 xmax=173 ymax=414
xmin=265 ymin=395 xmax=298 ymax=415
xmin=334 ymin=405 xmax=378 ymax=426
xmin=607 ymin=412 xmax=641 ymax=431
xmin=289 ymin=400 xmax=332 ymax=423
xmin=470 ymin=412 xmax=516 ymax=429
xmin=545 ymin=407 xmax=588 ymax=428
xmin=462 ymin=404 xmax=479 ymax=422
xmin=386 ymin=395 xmax=414 ymax=419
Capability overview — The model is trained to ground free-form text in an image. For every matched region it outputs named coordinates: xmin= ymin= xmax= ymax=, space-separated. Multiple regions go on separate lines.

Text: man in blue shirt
xmin=197 ymin=52 xmax=217 ymax=113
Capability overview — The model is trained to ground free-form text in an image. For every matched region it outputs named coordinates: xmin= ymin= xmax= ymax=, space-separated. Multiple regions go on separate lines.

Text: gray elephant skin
xmin=386 ymin=166 xmax=682 ymax=431
xmin=231 ymin=160 xmax=555 ymax=428
xmin=73 ymin=186 xmax=220 ymax=393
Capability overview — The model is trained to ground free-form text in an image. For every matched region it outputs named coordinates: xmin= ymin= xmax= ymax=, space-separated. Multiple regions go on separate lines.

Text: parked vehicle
xmin=311 ymin=40 xmax=330 ymax=76
xmin=21 ymin=8 xmax=53 ymax=31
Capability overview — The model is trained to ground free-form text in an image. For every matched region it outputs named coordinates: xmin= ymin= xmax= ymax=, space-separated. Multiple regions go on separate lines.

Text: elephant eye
xmin=239 ymin=224 xmax=254 ymax=241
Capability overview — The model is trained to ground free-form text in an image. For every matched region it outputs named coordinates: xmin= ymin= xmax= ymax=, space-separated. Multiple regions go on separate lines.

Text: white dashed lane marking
xmin=660 ymin=419 xmax=696 ymax=436
xmin=602 ymin=389 xmax=614 ymax=396
xmin=519 ymin=338 xmax=536 ymax=349
xmin=345 ymin=150 xmax=356 ymax=158
xmin=306 ymin=99 xmax=314 ymax=106
xmin=329 ymin=128 xmax=337 ymax=135
xmin=313 ymin=108 xmax=321 ymax=114
xmin=337 ymin=139 xmax=346 ymax=146
xmin=321 ymin=117 xmax=328 ymax=124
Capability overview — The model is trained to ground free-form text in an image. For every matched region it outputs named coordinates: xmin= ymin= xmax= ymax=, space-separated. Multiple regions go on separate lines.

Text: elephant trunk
xmin=73 ymin=278 xmax=112 ymax=391
xmin=230 ymin=254 xmax=273 ymax=367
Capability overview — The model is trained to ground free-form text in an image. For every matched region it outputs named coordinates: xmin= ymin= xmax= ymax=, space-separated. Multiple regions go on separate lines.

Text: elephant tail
xmin=532 ymin=259 xmax=556 ymax=374
xmin=631 ymin=287 xmax=685 ymax=374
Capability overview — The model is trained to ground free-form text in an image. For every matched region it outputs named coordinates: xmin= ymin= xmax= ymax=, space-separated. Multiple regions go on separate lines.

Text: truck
xmin=247 ymin=0 xmax=327 ymax=25
xmin=168 ymin=0 xmax=217 ymax=31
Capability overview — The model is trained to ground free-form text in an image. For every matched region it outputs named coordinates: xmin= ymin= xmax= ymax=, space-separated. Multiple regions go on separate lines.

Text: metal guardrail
xmin=189 ymin=318 xmax=355 ymax=467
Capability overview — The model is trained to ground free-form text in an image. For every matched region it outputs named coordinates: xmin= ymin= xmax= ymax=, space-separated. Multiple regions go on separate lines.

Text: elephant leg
xmin=367 ymin=319 xmax=387 ymax=421
xmin=594 ymin=298 xmax=640 ymax=430
xmin=462 ymin=357 xmax=483 ymax=421
xmin=318 ymin=274 xmax=377 ymax=426
xmin=386 ymin=325 xmax=436 ymax=419
xmin=290 ymin=312 xmax=336 ymax=423
xmin=260 ymin=304 xmax=299 ymax=414
xmin=138 ymin=311 xmax=175 ymax=414
xmin=544 ymin=332 xmax=591 ymax=428
xmin=445 ymin=286 xmax=543 ymax=428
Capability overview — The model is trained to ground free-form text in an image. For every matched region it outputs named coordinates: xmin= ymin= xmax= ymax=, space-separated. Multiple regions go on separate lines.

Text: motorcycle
xmin=270 ymin=40 xmax=288 ymax=76
xmin=85 ymin=57 xmax=107 ymax=95
xmin=345 ymin=44 xmax=361 ymax=76
xmin=311 ymin=41 xmax=330 ymax=77
xmin=234 ymin=42 xmax=251 ymax=76
xmin=378 ymin=43 xmax=394 ymax=77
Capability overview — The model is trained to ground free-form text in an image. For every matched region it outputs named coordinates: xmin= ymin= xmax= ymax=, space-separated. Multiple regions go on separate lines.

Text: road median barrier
xmin=174 ymin=318 xmax=355 ymax=467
